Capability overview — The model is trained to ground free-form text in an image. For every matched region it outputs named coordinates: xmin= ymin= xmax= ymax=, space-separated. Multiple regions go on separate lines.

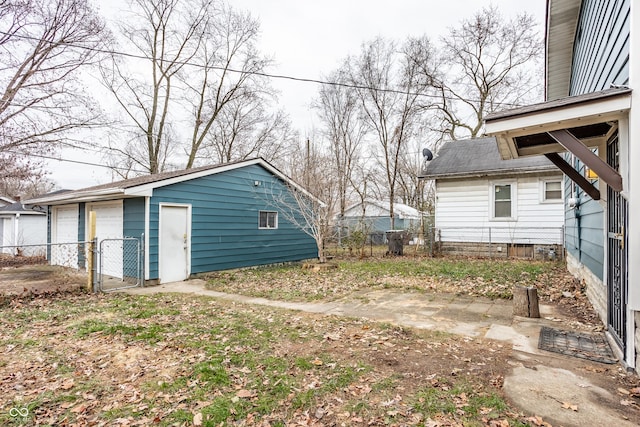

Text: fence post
xmin=140 ymin=233 xmax=145 ymax=287
xmin=91 ymin=238 xmax=98 ymax=291
xmin=488 ymin=227 xmax=492 ymax=259
xmin=429 ymin=227 xmax=433 ymax=257
xmin=87 ymin=211 xmax=96 ymax=292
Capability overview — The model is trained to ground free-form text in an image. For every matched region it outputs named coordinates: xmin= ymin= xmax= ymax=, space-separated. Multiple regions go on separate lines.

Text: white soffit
xmin=485 ymin=89 xmax=631 ymax=159
xmin=546 ymin=0 xmax=582 ymax=100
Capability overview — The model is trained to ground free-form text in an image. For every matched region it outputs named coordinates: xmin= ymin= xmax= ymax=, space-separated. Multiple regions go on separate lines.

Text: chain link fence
xmin=1 ymin=237 xmax=144 ymax=292
xmin=97 ymin=237 xmax=143 ymax=292
xmin=431 ymin=226 xmax=565 ymax=260
xmin=328 ymin=225 xmax=564 ymax=260
xmin=0 ymin=242 xmax=90 ymax=269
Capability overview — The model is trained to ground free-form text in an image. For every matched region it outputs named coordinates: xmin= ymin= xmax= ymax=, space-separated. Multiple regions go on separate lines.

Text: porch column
xmin=626 ymin=0 xmax=640 ymax=370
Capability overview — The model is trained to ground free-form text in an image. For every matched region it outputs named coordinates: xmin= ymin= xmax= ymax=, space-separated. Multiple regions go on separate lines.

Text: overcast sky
xmin=49 ymin=0 xmax=546 ymax=189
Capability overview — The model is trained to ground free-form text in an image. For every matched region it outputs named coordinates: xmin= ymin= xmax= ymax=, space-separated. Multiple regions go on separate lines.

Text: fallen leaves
xmin=0 ymin=269 xmax=638 ymax=427
xmin=235 ymin=389 xmax=256 ymax=398
xmin=192 ymin=412 xmax=203 ymax=425
xmin=60 ymin=378 xmax=75 ymax=390
xmin=561 ymin=401 xmax=578 ymax=411
xmin=0 ymin=292 xmax=518 ymax=426
xmin=526 ymin=415 xmax=553 ymax=426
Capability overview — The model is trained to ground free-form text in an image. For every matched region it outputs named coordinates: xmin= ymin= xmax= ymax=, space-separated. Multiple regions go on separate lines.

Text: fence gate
xmin=97 ymin=236 xmax=143 ymax=292
xmin=606 ymin=132 xmax=628 ymax=353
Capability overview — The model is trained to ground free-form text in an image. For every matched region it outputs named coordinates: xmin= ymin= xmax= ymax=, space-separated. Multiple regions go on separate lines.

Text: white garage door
xmin=89 ymin=202 xmax=124 ymax=279
xmin=52 ymin=205 xmax=79 ymax=268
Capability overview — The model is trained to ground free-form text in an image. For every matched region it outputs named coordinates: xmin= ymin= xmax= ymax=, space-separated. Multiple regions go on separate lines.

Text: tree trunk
xmin=513 ymin=286 xmax=540 ymax=318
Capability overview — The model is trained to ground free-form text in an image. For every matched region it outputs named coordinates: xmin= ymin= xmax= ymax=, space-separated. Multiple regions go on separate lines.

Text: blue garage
xmin=27 ymin=158 xmax=319 ymax=284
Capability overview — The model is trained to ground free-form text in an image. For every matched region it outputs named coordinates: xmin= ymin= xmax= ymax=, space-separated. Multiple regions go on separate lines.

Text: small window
xmin=544 ymin=180 xmax=562 ymax=201
xmin=259 ymin=211 xmax=278 ymax=229
xmin=494 ymin=184 xmax=512 ymax=218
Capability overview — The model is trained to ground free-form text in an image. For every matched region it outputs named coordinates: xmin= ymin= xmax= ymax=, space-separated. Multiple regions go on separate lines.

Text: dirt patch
xmin=0 ymin=265 xmax=86 ymax=296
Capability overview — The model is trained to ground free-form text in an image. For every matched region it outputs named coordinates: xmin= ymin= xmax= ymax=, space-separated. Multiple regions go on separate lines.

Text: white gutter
xmin=26 ymin=188 xmax=126 ymax=205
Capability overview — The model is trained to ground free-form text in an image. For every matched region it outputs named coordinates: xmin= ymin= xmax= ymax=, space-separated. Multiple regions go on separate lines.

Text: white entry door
xmin=159 ymin=205 xmax=190 ymax=283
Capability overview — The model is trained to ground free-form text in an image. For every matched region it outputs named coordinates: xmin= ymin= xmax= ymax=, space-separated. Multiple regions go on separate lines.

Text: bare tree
xmin=348 ymin=36 xmax=437 ymax=229
xmin=265 ymin=137 xmax=334 ymax=263
xmin=103 ymin=124 xmax=180 ymax=179
xmin=197 ymin=94 xmax=294 ymax=165
xmin=0 ymin=164 xmax=55 ymax=199
xmin=181 ymin=3 xmax=279 ymax=168
xmin=101 ymin=0 xmax=208 ymax=174
xmin=103 ymin=0 xmax=280 ymax=174
xmin=0 ymin=0 xmax=107 ymax=180
xmin=433 ymin=6 xmax=542 ymax=140
xmin=314 ymin=69 xmax=367 ymax=243
xmin=396 ymin=145 xmax=426 ymax=209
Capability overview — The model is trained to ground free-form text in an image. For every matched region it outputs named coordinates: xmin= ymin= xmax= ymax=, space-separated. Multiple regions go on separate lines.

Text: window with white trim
xmin=543 ymin=180 xmax=562 ymax=201
xmin=494 ymin=184 xmax=511 ymax=217
xmin=490 ymin=181 xmax=516 ymax=220
xmin=259 ymin=211 xmax=278 ymax=229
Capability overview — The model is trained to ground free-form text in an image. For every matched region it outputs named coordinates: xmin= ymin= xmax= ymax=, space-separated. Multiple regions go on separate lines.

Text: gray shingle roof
xmin=419 ymin=137 xmax=556 ymax=179
xmin=25 ymin=159 xmax=264 ymax=205
xmin=79 ymin=161 xmax=247 ymax=192
xmin=0 ymin=201 xmax=45 ymax=214
xmin=25 ymin=157 xmax=324 ymax=206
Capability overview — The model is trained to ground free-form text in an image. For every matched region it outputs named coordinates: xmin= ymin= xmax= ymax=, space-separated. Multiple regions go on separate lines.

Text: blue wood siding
xmin=563 ymin=0 xmax=630 ymax=280
xmin=563 ymin=173 xmax=604 ymax=280
xmin=78 ymin=203 xmax=85 ymax=241
xmin=123 ymin=198 xmax=145 ymax=278
xmin=342 ymin=216 xmax=415 ymax=233
xmin=123 ymin=198 xmax=145 ymax=239
xmin=147 ymin=164 xmax=317 ymax=278
xmin=570 ymin=0 xmax=630 ymax=95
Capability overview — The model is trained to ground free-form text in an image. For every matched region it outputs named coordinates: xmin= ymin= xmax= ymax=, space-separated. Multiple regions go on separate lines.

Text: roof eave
xmin=545 ymin=0 xmax=582 ymax=100
xmin=420 ymin=166 xmax=560 ymax=180
xmin=25 ymin=188 xmax=126 ymax=205
xmin=26 ymin=158 xmax=326 ymax=207
xmin=0 ymin=211 xmax=46 ymax=215
xmin=485 ymin=89 xmax=631 ymax=160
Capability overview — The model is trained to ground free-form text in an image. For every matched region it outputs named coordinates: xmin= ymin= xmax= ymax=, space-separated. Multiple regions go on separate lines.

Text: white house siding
xmin=16 ymin=215 xmax=47 ymax=256
xmin=0 ymin=215 xmax=46 ymax=256
xmin=0 ymin=216 xmax=12 ymax=253
xmin=435 ymin=175 xmax=564 ymax=245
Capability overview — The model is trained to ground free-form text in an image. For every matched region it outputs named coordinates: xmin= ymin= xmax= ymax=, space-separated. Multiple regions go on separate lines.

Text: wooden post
xmin=87 ymin=211 xmax=96 ymax=292
xmin=513 ymin=286 xmax=540 ymax=318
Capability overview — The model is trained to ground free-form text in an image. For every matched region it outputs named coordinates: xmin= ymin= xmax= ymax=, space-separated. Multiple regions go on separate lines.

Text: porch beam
xmin=544 ymin=153 xmax=601 ymax=200
xmin=548 ymin=129 xmax=623 ymax=192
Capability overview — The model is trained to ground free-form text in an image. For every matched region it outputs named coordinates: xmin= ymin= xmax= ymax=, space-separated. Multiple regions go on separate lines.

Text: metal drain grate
xmin=538 ymin=326 xmax=618 ymax=364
